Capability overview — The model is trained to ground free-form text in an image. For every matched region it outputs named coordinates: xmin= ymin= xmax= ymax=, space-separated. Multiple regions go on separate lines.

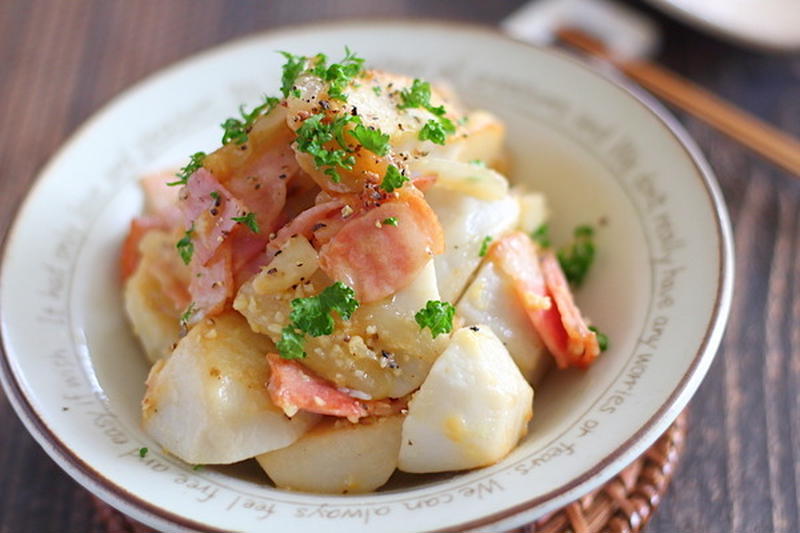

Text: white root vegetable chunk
xmin=426 ymin=110 xmax=505 ymax=166
xmin=457 ymin=260 xmax=551 ymax=385
xmin=125 ymin=262 xmax=180 ymax=364
xmin=411 ymin=158 xmax=509 ymax=201
xmin=425 ymin=181 xmax=520 ymax=303
xmin=124 ymin=230 xmax=189 ymax=364
xmin=515 ymin=191 xmax=549 ymax=235
xmin=142 ymin=311 xmax=318 ymax=464
xmin=398 ymin=326 xmax=533 ymax=473
xmin=236 ymin=255 xmax=448 ymax=399
xmin=257 ymin=415 xmax=404 ymax=494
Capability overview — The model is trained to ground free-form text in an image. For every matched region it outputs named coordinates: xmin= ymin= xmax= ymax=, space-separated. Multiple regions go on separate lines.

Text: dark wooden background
xmin=1 ymin=1 xmax=798 ymax=532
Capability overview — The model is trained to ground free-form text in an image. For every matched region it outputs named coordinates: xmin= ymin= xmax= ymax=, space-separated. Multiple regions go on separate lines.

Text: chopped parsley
xmin=469 ymin=159 xmax=486 ymax=167
xmin=349 ymin=123 xmax=389 ymax=156
xmin=380 ymin=164 xmax=408 ymax=192
xmin=314 ymin=47 xmax=365 ymax=101
xmin=278 ymin=282 xmax=360 ymax=359
xmin=138 ymin=447 xmax=148 ymax=458
xmin=529 ymin=223 xmax=599 ymax=286
xmin=557 ymin=225 xmax=596 ymax=286
xmin=176 ymin=225 xmax=194 ymax=265
xmin=167 ymin=152 xmax=206 ymax=186
xmin=372 ymin=85 xmax=382 ymax=95
xmin=279 ymin=51 xmax=307 ymax=98
xmin=294 ymin=112 xmax=392 ymax=181
xmin=180 ymin=302 xmax=197 ymax=329
xmin=280 ymin=47 xmax=365 ymax=102
xmin=277 ymin=326 xmax=306 ymax=359
xmin=192 ymin=464 xmax=204 ymax=471
xmin=398 ymin=79 xmax=433 ymax=110
xmin=220 ymin=95 xmax=280 ymax=145
xmin=209 ymin=191 xmax=220 ymax=201
xmin=479 ymin=235 xmax=492 ymax=257
xmin=232 ymin=212 xmax=260 ymax=233
xmin=382 ymin=217 xmax=399 ymax=227
xmin=415 ymin=300 xmax=456 ymax=338
xmin=294 ymin=113 xmax=358 ymax=182
xmin=396 ymin=78 xmax=456 ymax=144
xmin=589 ymin=326 xmax=609 ymax=351
xmin=419 ymin=118 xmax=454 ymax=145
xmin=530 ymin=223 xmax=551 ymax=248
xmin=318 ymin=282 xmax=359 ymax=321
xmin=290 ymin=296 xmax=333 ymax=337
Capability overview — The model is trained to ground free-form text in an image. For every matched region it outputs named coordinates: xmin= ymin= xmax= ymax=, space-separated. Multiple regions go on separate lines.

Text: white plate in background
xmin=646 ymin=0 xmax=800 ymax=50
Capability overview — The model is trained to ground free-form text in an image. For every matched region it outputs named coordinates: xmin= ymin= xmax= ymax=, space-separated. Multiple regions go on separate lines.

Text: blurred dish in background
xmin=645 ymin=0 xmax=800 ymax=51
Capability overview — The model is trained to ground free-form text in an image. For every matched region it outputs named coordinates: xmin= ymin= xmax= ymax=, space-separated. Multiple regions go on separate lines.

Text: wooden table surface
xmin=1 ymin=2 xmax=798 ymax=532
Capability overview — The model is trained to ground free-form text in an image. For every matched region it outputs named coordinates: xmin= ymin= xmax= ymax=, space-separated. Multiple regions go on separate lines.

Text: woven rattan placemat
xmin=93 ymin=411 xmax=687 ymax=533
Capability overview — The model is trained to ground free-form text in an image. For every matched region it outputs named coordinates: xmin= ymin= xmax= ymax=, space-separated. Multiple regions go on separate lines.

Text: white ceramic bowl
xmin=0 ymin=21 xmax=733 ymax=533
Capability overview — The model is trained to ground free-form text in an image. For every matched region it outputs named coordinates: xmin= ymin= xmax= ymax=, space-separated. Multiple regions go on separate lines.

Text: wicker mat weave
xmin=93 ymin=411 xmax=687 ymax=533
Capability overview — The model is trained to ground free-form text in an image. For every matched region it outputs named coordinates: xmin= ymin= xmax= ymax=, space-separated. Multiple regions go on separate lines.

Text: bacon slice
xmin=266 ymin=354 xmax=368 ymax=422
xmin=229 ymin=226 xmax=271 ymax=289
xmin=268 ymin=198 xmax=346 ymax=254
xmin=188 ymin=242 xmax=233 ymax=320
xmin=120 ymin=216 xmax=163 ymax=280
xmin=120 ymin=173 xmax=184 ymax=281
xmin=490 ymin=232 xmax=599 ymax=369
xmin=178 ymin=169 xmax=242 ymax=267
xmin=222 ymin=145 xmax=298 ymax=237
xmin=318 ymin=188 xmax=444 ymax=303
xmin=140 ymin=171 xmax=181 ymax=217
xmin=410 ymin=173 xmax=437 ymax=192
xmin=540 ymin=251 xmax=600 ymax=367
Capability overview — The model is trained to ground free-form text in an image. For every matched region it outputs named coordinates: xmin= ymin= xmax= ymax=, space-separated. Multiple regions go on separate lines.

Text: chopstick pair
xmin=555 ymin=27 xmax=800 ymax=177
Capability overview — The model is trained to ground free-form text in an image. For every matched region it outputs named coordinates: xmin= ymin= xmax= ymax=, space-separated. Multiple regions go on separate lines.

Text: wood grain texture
xmin=0 ymin=1 xmax=798 ymax=532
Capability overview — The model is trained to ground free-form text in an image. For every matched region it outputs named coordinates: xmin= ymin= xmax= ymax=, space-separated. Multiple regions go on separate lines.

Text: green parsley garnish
xmin=192 ymin=464 xmax=204 ymax=471
xmin=380 ymin=165 xmax=408 ymax=193
xmin=372 ymin=86 xmax=382 ymax=95
xmin=415 ymin=300 xmax=456 ymax=338
xmin=209 ymin=191 xmax=220 ymax=201
xmin=280 ymin=47 xmax=365 ymax=102
xmin=294 ymin=112 xmax=392 ymax=181
xmin=382 ymin=217 xmax=399 ymax=227
xmin=557 ymin=225 xmax=596 ymax=286
xmin=220 ymin=95 xmax=280 ymax=145
xmin=277 ymin=326 xmax=306 ymax=359
xmin=349 ymin=123 xmax=389 ymax=156
xmin=398 ymin=79 xmax=433 ymax=110
xmin=278 ymin=282 xmax=360 ymax=359
xmin=469 ymin=159 xmax=486 ymax=167
xmin=479 ymin=235 xmax=492 ymax=257
xmin=419 ymin=118 xmax=454 ymax=145
xmin=138 ymin=447 xmax=148 ymax=458
xmin=180 ymin=302 xmax=197 ymax=329
xmin=314 ymin=47 xmax=365 ymax=101
xmin=530 ymin=223 xmax=551 ymax=248
xmin=290 ymin=296 xmax=333 ymax=337
xmin=176 ymin=225 xmax=194 ymax=265
xmin=167 ymin=152 xmax=206 ymax=186
xmin=279 ymin=51 xmax=307 ymax=98
xmin=294 ymin=113 xmax=358 ymax=183
xmin=589 ymin=326 xmax=609 ymax=351
xmin=232 ymin=212 xmax=260 ymax=233
xmin=396 ymin=78 xmax=456 ymax=144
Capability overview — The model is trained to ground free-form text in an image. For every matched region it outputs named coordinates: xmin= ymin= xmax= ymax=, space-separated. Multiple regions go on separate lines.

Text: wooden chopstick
xmin=556 ymin=27 xmax=800 ymax=177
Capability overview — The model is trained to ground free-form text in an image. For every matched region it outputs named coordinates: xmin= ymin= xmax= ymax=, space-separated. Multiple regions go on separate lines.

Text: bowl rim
xmin=0 ymin=17 xmax=734 ymax=533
